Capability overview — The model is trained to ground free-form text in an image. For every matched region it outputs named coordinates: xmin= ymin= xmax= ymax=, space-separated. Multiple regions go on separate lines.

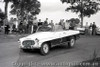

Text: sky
xmin=0 ymin=0 xmax=100 ymax=27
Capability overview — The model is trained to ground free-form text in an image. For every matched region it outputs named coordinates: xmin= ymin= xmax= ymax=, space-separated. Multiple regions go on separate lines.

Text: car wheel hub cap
xmin=71 ymin=39 xmax=74 ymax=46
xmin=43 ymin=44 xmax=48 ymax=53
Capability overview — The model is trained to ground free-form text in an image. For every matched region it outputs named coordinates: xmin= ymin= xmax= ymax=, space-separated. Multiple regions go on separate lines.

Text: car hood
xmin=19 ymin=32 xmax=54 ymax=41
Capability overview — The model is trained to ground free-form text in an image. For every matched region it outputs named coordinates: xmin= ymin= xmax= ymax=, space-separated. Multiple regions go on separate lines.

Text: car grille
xmin=22 ymin=40 xmax=35 ymax=47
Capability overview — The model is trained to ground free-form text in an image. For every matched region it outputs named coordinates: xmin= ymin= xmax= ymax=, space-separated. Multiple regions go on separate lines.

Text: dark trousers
xmin=92 ymin=29 xmax=96 ymax=35
xmin=5 ymin=30 xmax=9 ymax=34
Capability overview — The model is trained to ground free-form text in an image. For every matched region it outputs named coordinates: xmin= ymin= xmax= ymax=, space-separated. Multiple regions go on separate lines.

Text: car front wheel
xmin=68 ymin=37 xmax=75 ymax=48
xmin=40 ymin=43 xmax=50 ymax=55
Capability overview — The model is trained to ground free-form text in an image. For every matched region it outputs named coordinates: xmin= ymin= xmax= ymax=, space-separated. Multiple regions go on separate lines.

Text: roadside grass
xmin=0 ymin=34 xmax=29 ymax=43
xmin=74 ymin=49 xmax=100 ymax=67
xmin=73 ymin=58 xmax=100 ymax=67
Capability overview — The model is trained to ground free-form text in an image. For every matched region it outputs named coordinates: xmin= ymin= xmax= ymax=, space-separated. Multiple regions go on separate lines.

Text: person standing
xmin=64 ymin=20 xmax=70 ymax=30
xmin=33 ymin=24 xmax=38 ymax=33
xmin=18 ymin=22 xmax=23 ymax=34
xmin=89 ymin=23 xmax=92 ymax=35
xmin=12 ymin=24 xmax=16 ymax=33
xmin=5 ymin=24 xmax=10 ymax=34
xmin=69 ymin=21 xmax=76 ymax=30
xmin=92 ymin=22 xmax=97 ymax=35
xmin=61 ymin=19 xmax=65 ymax=29
xmin=44 ymin=18 xmax=48 ymax=26
xmin=31 ymin=24 xmax=34 ymax=34
xmin=49 ymin=20 xmax=54 ymax=29
xmin=59 ymin=19 xmax=65 ymax=29
xmin=85 ymin=22 xmax=89 ymax=35
xmin=38 ymin=19 xmax=43 ymax=26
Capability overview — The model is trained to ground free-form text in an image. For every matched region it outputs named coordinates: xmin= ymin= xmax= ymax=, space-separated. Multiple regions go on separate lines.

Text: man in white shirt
xmin=64 ymin=20 xmax=70 ymax=30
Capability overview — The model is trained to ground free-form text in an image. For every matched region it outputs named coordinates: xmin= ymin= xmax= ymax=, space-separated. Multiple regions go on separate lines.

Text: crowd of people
xmin=0 ymin=17 xmax=98 ymax=36
xmin=3 ymin=18 xmax=52 ymax=34
xmin=85 ymin=22 xmax=97 ymax=35
xmin=3 ymin=18 xmax=74 ymax=34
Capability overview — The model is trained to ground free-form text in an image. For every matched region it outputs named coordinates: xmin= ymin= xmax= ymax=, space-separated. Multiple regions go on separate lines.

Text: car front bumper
xmin=19 ymin=44 xmax=40 ymax=49
xmin=19 ymin=41 xmax=41 ymax=49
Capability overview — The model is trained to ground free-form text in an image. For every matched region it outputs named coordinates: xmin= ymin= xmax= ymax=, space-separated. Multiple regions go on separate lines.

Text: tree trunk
xmin=80 ymin=0 xmax=83 ymax=28
xmin=80 ymin=14 xmax=83 ymax=28
xmin=5 ymin=1 xmax=8 ymax=18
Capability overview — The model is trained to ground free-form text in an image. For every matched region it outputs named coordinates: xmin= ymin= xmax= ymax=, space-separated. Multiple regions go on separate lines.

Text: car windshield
xmin=53 ymin=25 xmax=63 ymax=31
xmin=37 ymin=26 xmax=52 ymax=32
xmin=37 ymin=25 xmax=64 ymax=32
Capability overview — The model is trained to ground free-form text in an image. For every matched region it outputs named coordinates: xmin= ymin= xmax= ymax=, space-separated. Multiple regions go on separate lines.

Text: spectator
xmin=31 ymin=24 xmax=34 ymax=34
xmin=64 ymin=20 xmax=70 ymax=30
xmin=44 ymin=18 xmax=48 ymax=26
xmin=92 ymin=22 xmax=97 ymax=35
xmin=33 ymin=24 xmax=38 ymax=33
xmin=59 ymin=19 xmax=65 ymax=29
xmin=18 ymin=22 xmax=23 ymax=34
xmin=49 ymin=20 xmax=54 ymax=29
xmin=21 ymin=20 xmax=27 ymax=34
xmin=59 ymin=19 xmax=62 ymax=25
xmin=85 ymin=22 xmax=89 ymax=35
xmin=61 ymin=19 xmax=65 ymax=29
xmin=27 ymin=21 xmax=33 ymax=34
xmin=69 ymin=21 xmax=76 ymax=30
xmin=38 ymin=19 xmax=43 ymax=26
xmin=27 ymin=23 xmax=29 ymax=33
xmin=33 ymin=17 xmax=38 ymax=25
xmin=89 ymin=23 xmax=92 ymax=35
xmin=5 ymin=24 xmax=10 ymax=34
xmin=12 ymin=24 xmax=16 ymax=33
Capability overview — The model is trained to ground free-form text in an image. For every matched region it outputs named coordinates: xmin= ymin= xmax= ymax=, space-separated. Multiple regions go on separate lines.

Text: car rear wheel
xmin=68 ymin=37 xmax=75 ymax=48
xmin=40 ymin=43 xmax=50 ymax=55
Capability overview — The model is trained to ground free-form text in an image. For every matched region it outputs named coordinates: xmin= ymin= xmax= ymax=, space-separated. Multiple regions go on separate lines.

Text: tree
xmin=10 ymin=0 xmax=41 ymax=22
xmin=68 ymin=18 xmax=80 ymax=27
xmin=3 ymin=0 xmax=14 ymax=18
xmin=4 ymin=0 xmax=9 ymax=18
xmin=61 ymin=0 xmax=100 ymax=27
xmin=0 ymin=9 xmax=5 ymax=26
xmin=69 ymin=18 xmax=80 ymax=24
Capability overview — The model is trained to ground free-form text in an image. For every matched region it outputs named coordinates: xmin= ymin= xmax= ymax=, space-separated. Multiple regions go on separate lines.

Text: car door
xmin=51 ymin=32 xmax=62 ymax=45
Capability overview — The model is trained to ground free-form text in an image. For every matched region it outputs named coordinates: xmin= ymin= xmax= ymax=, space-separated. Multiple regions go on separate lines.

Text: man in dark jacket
xmin=5 ymin=24 xmax=10 ymax=34
xmin=38 ymin=19 xmax=43 ymax=26
xmin=92 ymin=22 xmax=97 ymax=35
xmin=44 ymin=18 xmax=48 ymax=26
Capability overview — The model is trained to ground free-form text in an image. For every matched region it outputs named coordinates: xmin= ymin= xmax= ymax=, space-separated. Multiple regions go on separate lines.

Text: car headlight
xmin=35 ymin=38 xmax=39 ymax=43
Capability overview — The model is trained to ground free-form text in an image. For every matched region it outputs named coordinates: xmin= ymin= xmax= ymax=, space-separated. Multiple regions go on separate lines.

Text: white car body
xmin=96 ymin=27 xmax=100 ymax=34
xmin=18 ymin=25 xmax=80 ymax=55
xmin=19 ymin=30 xmax=79 ymax=48
xmin=76 ymin=27 xmax=85 ymax=34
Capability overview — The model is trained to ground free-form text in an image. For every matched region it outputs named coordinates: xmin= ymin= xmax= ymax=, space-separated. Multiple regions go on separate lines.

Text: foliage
xmin=0 ymin=9 xmax=5 ymax=26
xmin=68 ymin=18 xmax=80 ymax=27
xmin=68 ymin=18 xmax=80 ymax=24
xmin=3 ymin=0 xmax=13 ymax=18
xmin=61 ymin=0 xmax=100 ymax=27
xmin=10 ymin=0 xmax=41 ymax=22
xmin=0 ymin=9 xmax=5 ymax=20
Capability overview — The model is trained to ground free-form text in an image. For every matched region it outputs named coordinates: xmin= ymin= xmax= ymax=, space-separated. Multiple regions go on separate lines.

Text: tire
xmin=68 ymin=37 xmax=76 ymax=48
xmin=40 ymin=43 xmax=50 ymax=55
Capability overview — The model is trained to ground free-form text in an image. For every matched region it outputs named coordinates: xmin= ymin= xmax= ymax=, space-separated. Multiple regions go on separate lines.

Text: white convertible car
xmin=18 ymin=25 xmax=80 ymax=55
